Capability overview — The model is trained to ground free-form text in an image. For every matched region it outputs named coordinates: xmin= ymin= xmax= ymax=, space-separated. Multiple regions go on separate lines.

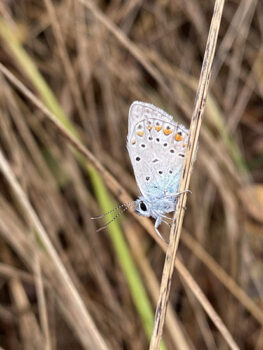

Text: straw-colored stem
xmin=0 ymin=149 xmax=108 ymax=350
xmin=149 ymin=1 xmax=234 ymax=350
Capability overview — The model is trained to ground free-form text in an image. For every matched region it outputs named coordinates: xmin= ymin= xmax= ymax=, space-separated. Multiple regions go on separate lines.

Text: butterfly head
xmin=134 ymin=196 xmax=153 ymax=218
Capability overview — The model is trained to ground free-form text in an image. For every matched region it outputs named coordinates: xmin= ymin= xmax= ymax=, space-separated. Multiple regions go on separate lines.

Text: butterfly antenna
xmin=90 ymin=202 xmax=133 ymax=220
xmin=95 ymin=205 xmax=130 ymax=233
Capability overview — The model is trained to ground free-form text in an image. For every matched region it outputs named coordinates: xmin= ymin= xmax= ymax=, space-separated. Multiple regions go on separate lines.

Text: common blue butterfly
xmin=127 ymin=101 xmax=189 ymax=239
xmin=92 ymin=101 xmax=189 ymax=239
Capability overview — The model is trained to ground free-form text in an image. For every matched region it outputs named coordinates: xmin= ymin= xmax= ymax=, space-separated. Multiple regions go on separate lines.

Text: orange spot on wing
xmin=183 ymin=143 xmax=187 ymax=147
xmin=137 ymin=131 xmax=144 ymax=137
xmin=175 ymin=133 xmax=183 ymax=141
xmin=131 ymin=139 xmax=136 ymax=145
xmin=155 ymin=126 xmax=162 ymax=131
xmin=164 ymin=129 xmax=172 ymax=135
xmin=146 ymin=125 xmax=152 ymax=130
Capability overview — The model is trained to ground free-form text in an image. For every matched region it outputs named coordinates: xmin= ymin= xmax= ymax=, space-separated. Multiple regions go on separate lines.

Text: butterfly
xmin=127 ymin=101 xmax=189 ymax=239
xmin=92 ymin=101 xmax=190 ymax=240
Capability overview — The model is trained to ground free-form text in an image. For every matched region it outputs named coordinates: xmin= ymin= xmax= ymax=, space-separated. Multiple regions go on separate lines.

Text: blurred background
xmin=0 ymin=0 xmax=262 ymax=349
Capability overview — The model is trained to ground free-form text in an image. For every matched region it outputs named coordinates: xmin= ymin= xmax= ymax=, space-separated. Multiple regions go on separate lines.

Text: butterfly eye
xmin=140 ymin=201 xmax=147 ymax=211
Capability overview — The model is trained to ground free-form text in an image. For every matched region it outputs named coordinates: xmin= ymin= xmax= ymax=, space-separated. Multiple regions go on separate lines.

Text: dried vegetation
xmin=0 ymin=0 xmax=263 ymax=349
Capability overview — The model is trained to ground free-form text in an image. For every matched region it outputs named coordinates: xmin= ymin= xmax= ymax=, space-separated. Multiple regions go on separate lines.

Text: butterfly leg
xmin=165 ymin=189 xmax=192 ymax=198
xmin=162 ymin=220 xmax=171 ymax=227
xmin=160 ymin=214 xmax=172 ymax=221
xmin=177 ymin=189 xmax=192 ymax=196
xmin=154 ymin=216 xmax=166 ymax=241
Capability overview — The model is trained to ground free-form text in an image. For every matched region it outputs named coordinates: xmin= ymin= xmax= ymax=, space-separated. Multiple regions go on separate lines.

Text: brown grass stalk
xmin=0 ymin=2 xmax=262 ymax=348
xmin=149 ymin=1 xmax=232 ymax=349
xmin=0 ymin=148 xmax=108 ymax=350
xmin=0 ymin=61 xmax=240 ymax=349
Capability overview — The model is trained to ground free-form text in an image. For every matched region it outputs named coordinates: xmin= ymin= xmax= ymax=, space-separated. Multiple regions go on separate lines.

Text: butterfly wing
xmin=127 ymin=101 xmax=189 ymax=199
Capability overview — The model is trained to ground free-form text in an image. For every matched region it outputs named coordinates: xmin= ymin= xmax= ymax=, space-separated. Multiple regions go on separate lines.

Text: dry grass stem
xmin=149 ymin=1 xmax=230 ymax=349
xmin=0 ymin=149 xmax=108 ymax=350
xmin=0 ymin=62 xmax=255 ymax=349
xmin=0 ymin=1 xmax=262 ymax=348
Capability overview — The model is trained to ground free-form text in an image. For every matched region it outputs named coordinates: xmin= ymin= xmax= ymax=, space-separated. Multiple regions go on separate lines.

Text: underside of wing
xmin=127 ymin=101 xmax=189 ymax=198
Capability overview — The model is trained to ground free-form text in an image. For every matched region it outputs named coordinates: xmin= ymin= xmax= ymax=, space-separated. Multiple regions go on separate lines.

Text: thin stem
xmin=149 ymin=2 xmax=239 ymax=350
